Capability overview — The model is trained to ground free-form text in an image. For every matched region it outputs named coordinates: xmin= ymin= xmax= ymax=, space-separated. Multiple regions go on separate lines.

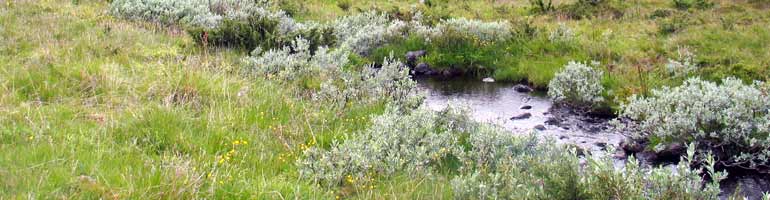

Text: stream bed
xmin=417 ymin=77 xmax=770 ymax=199
xmin=418 ymin=78 xmax=624 ymax=156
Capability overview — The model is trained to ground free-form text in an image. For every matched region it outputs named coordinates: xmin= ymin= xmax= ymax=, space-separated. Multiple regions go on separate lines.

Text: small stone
xmin=520 ymin=105 xmax=532 ymax=110
xmin=620 ymin=139 xmax=645 ymax=153
xmin=595 ymin=142 xmax=607 ymax=148
xmin=656 ymin=143 xmax=686 ymax=158
xmin=534 ymin=125 xmax=546 ymax=131
xmin=513 ymin=84 xmax=533 ymax=93
xmin=482 ymin=77 xmax=495 ymax=83
xmin=544 ymin=118 xmax=560 ymax=125
xmin=414 ymin=63 xmax=432 ymax=75
xmin=595 ymin=142 xmax=607 ymax=150
xmin=510 ymin=113 xmax=532 ymax=120
xmin=405 ymin=50 xmax=427 ymax=64
xmin=559 ymin=135 xmax=569 ymax=140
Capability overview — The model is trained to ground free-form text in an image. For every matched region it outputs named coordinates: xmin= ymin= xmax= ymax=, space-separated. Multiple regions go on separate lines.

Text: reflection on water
xmin=418 ymin=77 xmax=552 ymax=132
xmin=418 ymin=77 xmax=624 ymax=155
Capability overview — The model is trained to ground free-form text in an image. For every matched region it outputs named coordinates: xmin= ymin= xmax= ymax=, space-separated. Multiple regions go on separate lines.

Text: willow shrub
xmin=620 ymin=77 xmax=770 ymax=172
xmin=299 ymin=104 xmax=725 ymax=199
xmin=547 ymin=61 xmax=606 ymax=109
xmin=110 ymin=0 xmax=316 ymax=50
xmin=247 ymin=37 xmax=420 ymax=108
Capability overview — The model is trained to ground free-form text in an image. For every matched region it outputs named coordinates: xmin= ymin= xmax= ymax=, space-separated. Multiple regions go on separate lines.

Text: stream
xmin=418 ymin=78 xmax=624 ymax=156
xmin=417 ymin=77 xmax=770 ymax=199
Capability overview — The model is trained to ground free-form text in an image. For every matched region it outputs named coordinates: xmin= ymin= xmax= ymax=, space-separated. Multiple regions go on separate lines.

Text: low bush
xmin=111 ymin=0 xmax=311 ymax=50
xmin=109 ymin=0 xmax=214 ymax=26
xmin=548 ymin=61 xmax=606 ymax=108
xmin=187 ymin=16 xmax=280 ymax=50
xmin=297 ymin=106 xmax=472 ymax=188
xmin=620 ymin=77 xmax=770 ymax=172
xmin=332 ymin=11 xmax=408 ymax=55
xmin=434 ymin=18 xmax=513 ymax=42
xmin=189 ymin=18 xmax=334 ymax=51
xmin=453 ymin=142 xmax=724 ymax=199
xmin=300 ymin=105 xmax=727 ymax=199
xmin=247 ymin=37 xmax=419 ymax=108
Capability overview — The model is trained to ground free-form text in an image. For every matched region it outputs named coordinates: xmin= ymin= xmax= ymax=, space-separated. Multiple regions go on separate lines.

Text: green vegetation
xmin=620 ymin=77 xmax=770 ymax=173
xmin=0 ymin=1 xmax=373 ymax=198
xmin=3 ymin=0 xmax=770 ymax=199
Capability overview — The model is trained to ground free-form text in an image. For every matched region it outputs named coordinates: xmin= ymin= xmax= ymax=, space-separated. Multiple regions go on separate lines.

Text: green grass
xmin=3 ymin=0 xmax=770 ymax=199
xmin=362 ymin=0 xmax=770 ymax=106
xmin=0 ymin=1 xmax=388 ymax=199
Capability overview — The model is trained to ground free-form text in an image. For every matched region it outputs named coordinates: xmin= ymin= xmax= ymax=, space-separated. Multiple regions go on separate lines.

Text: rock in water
xmin=414 ymin=63 xmax=432 ymax=75
xmin=655 ymin=143 xmax=686 ymax=159
xmin=405 ymin=50 xmax=427 ymax=64
xmin=513 ymin=84 xmax=533 ymax=93
xmin=520 ymin=105 xmax=532 ymax=110
xmin=482 ymin=77 xmax=495 ymax=83
xmin=534 ymin=125 xmax=547 ymax=130
xmin=620 ymin=139 xmax=645 ymax=153
xmin=510 ymin=113 xmax=532 ymax=120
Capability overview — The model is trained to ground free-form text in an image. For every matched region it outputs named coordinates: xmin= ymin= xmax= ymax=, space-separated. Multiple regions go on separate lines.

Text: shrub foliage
xmin=300 ymin=105 xmax=726 ymax=199
xmin=620 ymin=77 xmax=770 ymax=172
xmin=548 ymin=61 xmax=605 ymax=108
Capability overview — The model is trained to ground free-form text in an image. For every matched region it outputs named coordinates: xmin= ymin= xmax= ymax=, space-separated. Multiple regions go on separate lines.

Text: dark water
xmin=417 ymin=78 xmax=624 ymax=156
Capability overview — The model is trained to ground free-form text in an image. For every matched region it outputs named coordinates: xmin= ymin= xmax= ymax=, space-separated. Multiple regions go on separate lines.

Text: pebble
xmin=510 ymin=113 xmax=532 ymax=120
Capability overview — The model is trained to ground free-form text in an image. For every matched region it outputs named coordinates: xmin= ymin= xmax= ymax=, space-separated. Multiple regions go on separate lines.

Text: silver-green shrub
xmin=247 ymin=37 xmax=347 ymax=80
xmin=548 ymin=61 xmax=605 ymax=108
xmin=435 ymin=18 xmax=513 ymax=42
xmin=299 ymin=104 xmax=726 ymax=198
xmin=110 ymin=0 xmax=303 ymax=33
xmin=297 ymin=105 xmax=471 ymax=187
xmin=405 ymin=15 xmax=513 ymax=43
xmin=109 ymin=0 xmax=211 ymax=26
xmin=314 ymin=56 xmax=422 ymax=108
xmin=620 ymin=77 xmax=770 ymax=171
xmin=331 ymin=11 xmax=408 ymax=55
xmin=247 ymin=37 xmax=420 ymax=108
xmin=452 ymin=141 xmax=725 ymax=200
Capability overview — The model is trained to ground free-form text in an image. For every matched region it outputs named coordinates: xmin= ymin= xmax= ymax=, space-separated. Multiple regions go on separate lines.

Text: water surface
xmin=418 ymin=78 xmax=624 ymax=155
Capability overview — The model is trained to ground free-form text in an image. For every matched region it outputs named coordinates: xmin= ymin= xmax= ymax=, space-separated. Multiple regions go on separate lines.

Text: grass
xmin=0 ymin=1 xmax=389 ymax=198
xmin=3 ymin=0 xmax=770 ymax=198
xmin=358 ymin=0 xmax=770 ymax=108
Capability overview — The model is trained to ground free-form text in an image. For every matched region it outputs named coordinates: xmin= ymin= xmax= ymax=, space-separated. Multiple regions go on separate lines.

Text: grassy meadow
xmin=2 ymin=0 xmax=770 ymax=199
